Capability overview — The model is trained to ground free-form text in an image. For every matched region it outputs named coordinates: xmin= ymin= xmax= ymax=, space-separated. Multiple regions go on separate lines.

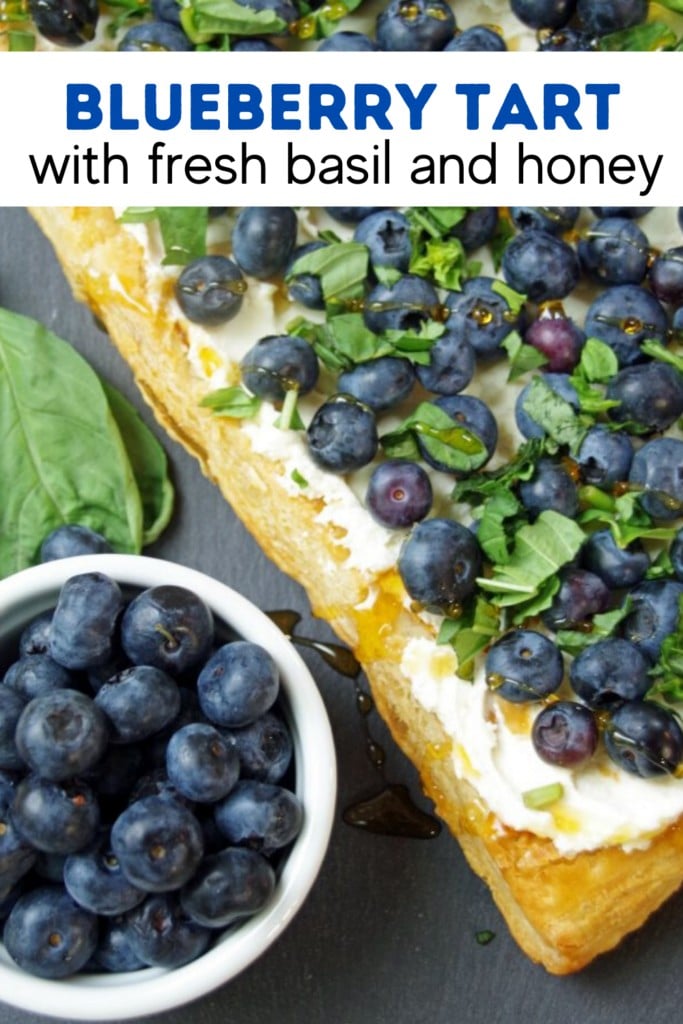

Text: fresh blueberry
xmin=619 ymin=579 xmax=683 ymax=662
xmin=231 ymin=36 xmax=280 ymax=50
xmin=515 ymin=373 xmax=579 ymax=440
xmin=317 ymin=30 xmax=379 ymax=50
xmin=510 ymin=0 xmax=577 ymax=28
xmin=584 ymin=284 xmax=668 ymax=366
xmin=64 ymin=832 xmax=145 ymax=916
xmin=606 ymin=363 xmax=683 ymax=434
xmin=93 ymin=916 xmax=146 ymax=972
xmin=0 ymin=688 xmax=26 ymax=773
xmin=671 ymin=529 xmax=683 ymax=582
xmin=629 ymin=437 xmax=683 ymax=519
xmin=444 ymin=276 xmax=524 ymax=358
xmin=3 ymin=886 xmax=98 ymax=978
xmin=286 ymin=242 xmax=326 ymax=309
xmin=241 ymin=335 xmax=319 ymax=401
xmin=537 ymin=26 xmax=595 ymax=49
xmin=3 ymin=653 xmax=72 ymax=701
xmin=28 ymin=0 xmax=98 ymax=45
xmin=604 ymin=700 xmax=683 ymax=777
xmin=180 ymin=847 xmax=275 ymax=929
xmin=40 ymin=524 xmax=113 ymax=562
xmin=111 ymin=796 xmax=204 ymax=892
xmin=531 ymin=701 xmax=598 ymax=768
xmin=15 ymin=689 xmax=108 ymax=781
xmin=338 ymin=356 xmax=415 ymax=411
xmin=121 ymin=585 xmax=214 ymax=676
xmin=485 ymin=629 xmax=564 ymax=703
xmin=448 ymin=207 xmax=500 ymax=250
xmin=398 ymin=518 xmax=482 ymax=610
xmin=519 ymin=457 xmax=579 ymax=518
xmin=376 ymin=0 xmax=456 ymax=51
xmin=175 ymin=255 xmax=246 ymax=326
xmin=231 ymin=207 xmax=298 ymax=279
xmin=578 ymin=217 xmax=650 ymax=285
xmin=166 ymin=723 xmax=240 ymax=803
xmin=502 ymin=229 xmax=580 ymax=302
xmin=592 ymin=207 xmax=653 ymax=219
xmin=223 ymin=711 xmax=293 ymax=784
xmin=94 ymin=666 xmax=181 ymax=744
xmin=524 ymin=313 xmax=585 ymax=372
xmin=582 ymin=529 xmax=649 ymax=589
xmin=0 ymin=780 xmax=37 ymax=891
xmin=307 ymin=396 xmax=378 ymax=473
xmin=648 ymin=246 xmax=683 ymax=306
xmin=325 ymin=207 xmax=383 ymax=224
xmin=366 ymin=459 xmax=433 ymax=528
xmin=233 ymin=0 xmax=297 ymax=23
xmin=197 ymin=641 xmax=279 ymax=728
xmin=11 ymin=776 xmax=100 ymax=855
xmin=213 ymin=779 xmax=303 ymax=853
xmin=576 ymin=426 xmax=634 ymax=488
xmin=444 ymin=25 xmax=507 ymax=49
xmin=18 ymin=611 xmax=53 ymax=657
xmin=82 ymin=742 xmax=146 ymax=801
xmin=576 ymin=0 xmax=648 ymax=35
xmin=418 ymin=394 xmax=497 ymax=473
xmin=152 ymin=0 xmax=181 ymax=23
xmin=364 ymin=274 xmax=439 ymax=334
xmin=354 ymin=210 xmax=412 ymax=271
xmin=48 ymin=572 xmax=123 ymax=670
xmin=542 ymin=568 xmax=610 ymax=631
xmin=118 ymin=20 xmax=193 ymax=50
xmin=510 ymin=207 xmax=580 ymax=234
xmin=570 ymin=638 xmax=651 ymax=708
xmin=124 ymin=893 xmax=211 ymax=967
xmin=414 ymin=328 xmax=475 ymax=395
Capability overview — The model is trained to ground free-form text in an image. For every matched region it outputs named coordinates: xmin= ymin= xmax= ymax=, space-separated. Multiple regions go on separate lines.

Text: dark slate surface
xmin=0 ymin=206 xmax=681 ymax=1024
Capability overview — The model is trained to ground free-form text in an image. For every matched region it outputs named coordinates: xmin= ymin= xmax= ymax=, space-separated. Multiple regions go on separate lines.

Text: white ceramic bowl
xmin=0 ymin=554 xmax=337 ymax=1020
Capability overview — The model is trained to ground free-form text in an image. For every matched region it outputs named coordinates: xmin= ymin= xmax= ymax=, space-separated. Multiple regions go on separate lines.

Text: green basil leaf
xmin=0 ymin=308 xmax=144 ymax=575
xmin=556 ymin=598 xmax=634 ymax=656
xmin=381 ymin=401 xmax=488 ymax=474
xmin=286 ymin=241 xmax=369 ymax=303
xmin=598 ymin=20 xmax=677 ymax=50
xmin=576 ymin=337 xmax=619 ymax=382
xmin=437 ymin=596 xmax=500 ymax=681
xmin=521 ymin=375 xmax=586 ymax=451
xmin=501 ymin=331 xmax=548 ymax=381
xmin=8 ymin=30 xmax=35 ymax=50
xmin=409 ymin=236 xmax=470 ymax=290
xmin=490 ymin=280 xmax=527 ymax=315
xmin=200 ymin=385 xmax=262 ymax=419
xmin=103 ymin=385 xmax=175 ymax=546
xmin=452 ymin=438 xmax=547 ymax=505
xmin=118 ymin=207 xmax=208 ymax=265
xmin=476 ymin=488 xmax=523 ymax=565
xmin=184 ymin=0 xmax=288 ymax=37
xmin=640 ymin=338 xmax=683 ymax=374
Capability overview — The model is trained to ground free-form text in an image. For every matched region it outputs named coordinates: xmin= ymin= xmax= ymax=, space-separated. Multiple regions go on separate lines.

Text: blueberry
xmin=584 ymin=284 xmax=668 ymax=367
xmin=82 ymin=742 xmax=146 ymax=800
xmin=448 ymin=207 xmax=500 ymax=250
xmin=175 ymin=255 xmax=246 ymax=325
xmin=576 ymin=426 xmax=634 ymax=488
xmin=524 ymin=313 xmax=585 ymax=372
xmin=531 ymin=701 xmax=598 ymax=768
xmin=125 ymin=893 xmax=211 ymax=967
xmin=231 ymin=36 xmax=281 ymax=50
xmin=366 ymin=459 xmax=433 ymax=528
xmin=502 ymin=229 xmax=580 ymax=302
xmin=15 ymin=689 xmax=108 ymax=781
xmin=649 ymin=246 xmax=683 ymax=306
xmin=152 ymin=0 xmax=181 ymax=24
xmin=629 ymin=437 xmax=683 ymax=519
xmin=578 ymin=217 xmax=650 ymax=285
xmin=485 ymin=629 xmax=564 ymax=703
xmin=28 ymin=0 xmax=98 ymax=45
xmin=363 ymin=274 xmax=439 ymax=334
xmin=537 ymin=27 xmax=595 ymax=49
xmin=582 ymin=529 xmax=649 ymax=589
xmin=231 ymin=207 xmax=298 ymax=279
xmin=510 ymin=0 xmax=577 ymax=28
xmin=197 ymin=641 xmax=279 ymax=728
xmin=515 ymin=373 xmax=579 ymax=440
xmin=213 ymin=779 xmax=303 ymax=853
xmin=619 ymin=579 xmax=683 ymax=662
xmin=604 ymin=700 xmax=683 ymax=777
xmin=166 ymin=723 xmax=240 ymax=803
xmin=48 ymin=572 xmax=123 ymax=670
xmin=376 ymin=0 xmax=456 ymax=51
xmin=307 ymin=396 xmax=378 ymax=473
xmin=93 ymin=917 xmax=146 ymax=972
xmin=111 ymin=796 xmax=204 ymax=892
xmin=0 ymin=688 xmax=26 ymax=773
xmin=415 ymin=394 xmax=497 ymax=474
xmin=671 ymin=529 xmax=683 ymax=582
xmin=94 ymin=666 xmax=181 ymax=744
xmin=592 ymin=207 xmax=653 ymax=219
xmin=542 ymin=568 xmax=609 ymax=631
xmin=64 ymin=832 xmax=145 ymax=916
xmin=286 ymin=242 xmax=326 ymax=309
xmin=576 ymin=0 xmax=648 ymax=35
xmin=569 ymin=638 xmax=651 ymax=708
xmin=0 ymin=781 xmax=37 ymax=891
xmin=241 ymin=335 xmax=319 ymax=401
xmin=223 ymin=711 xmax=293 ymax=783
xmin=180 ymin=847 xmax=275 ymax=929
xmin=121 ymin=585 xmax=214 ymax=676
xmin=325 ymin=207 xmax=383 ymax=224
xmin=118 ymin=20 xmax=193 ymax=50
xmin=444 ymin=25 xmax=507 ymax=50
xmin=11 ymin=776 xmax=100 ymax=855
xmin=414 ymin=328 xmax=475 ymax=395
xmin=338 ymin=356 xmax=415 ymax=411
xmin=444 ymin=276 xmax=524 ymax=358
xmin=3 ymin=653 xmax=72 ymax=700
xmin=40 ymin=524 xmax=113 ymax=562
xmin=606 ymin=363 xmax=683 ymax=434
xmin=3 ymin=886 xmax=98 ymax=978
xmin=510 ymin=207 xmax=580 ymax=234
xmin=354 ymin=210 xmax=412 ymax=271
xmin=398 ymin=518 xmax=482 ymax=610
xmin=18 ymin=611 xmax=53 ymax=657
xmin=233 ymin=0 xmax=297 ymax=23
xmin=518 ymin=457 xmax=579 ymax=518
xmin=317 ymin=30 xmax=379 ymax=50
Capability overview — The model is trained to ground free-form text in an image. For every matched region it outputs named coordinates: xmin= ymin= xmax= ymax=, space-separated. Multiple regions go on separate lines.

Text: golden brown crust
xmin=29 ymin=206 xmax=683 ymax=975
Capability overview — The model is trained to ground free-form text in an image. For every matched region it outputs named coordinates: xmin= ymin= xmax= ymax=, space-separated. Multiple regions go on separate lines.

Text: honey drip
xmin=267 ymin=609 xmax=441 ymax=839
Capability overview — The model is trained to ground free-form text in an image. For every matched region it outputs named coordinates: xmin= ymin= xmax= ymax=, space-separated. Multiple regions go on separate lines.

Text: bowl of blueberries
xmin=0 ymin=553 xmax=337 ymax=1020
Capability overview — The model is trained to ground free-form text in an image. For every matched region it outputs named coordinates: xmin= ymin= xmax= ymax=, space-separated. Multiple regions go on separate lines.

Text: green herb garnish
xmin=437 ymin=596 xmax=500 ymax=681
xmin=381 ymin=401 xmax=488 ymax=475
xmin=648 ymin=595 xmax=683 ymax=702
xmin=200 ymin=385 xmax=262 ymax=419
xmin=118 ymin=207 xmax=208 ymax=266
xmin=522 ymin=782 xmax=564 ymax=810
xmin=286 ymin=241 xmax=369 ymax=305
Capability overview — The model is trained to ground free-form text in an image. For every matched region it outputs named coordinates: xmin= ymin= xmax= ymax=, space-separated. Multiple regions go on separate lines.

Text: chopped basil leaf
xmin=452 ymin=438 xmax=547 ymax=505
xmin=489 ymin=216 xmax=515 ymax=271
xmin=200 ymin=385 xmax=262 ymax=419
xmin=291 ymin=468 xmax=309 ymax=489
xmin=286 ymin=241 xmax=369 ymax=304
xmin=598 ymin=20 xmax=677 ymax=50
xmin=184 ymin=0 xmax=288 ymax=40
xmin=490 ymin=280 xmax=527 ymax=315
xmin=437 ymin=596 xmax=500 ymax=681
xmin=118 ymin=207 xmax=208 ymax=266
xmin=409 ymin=236 xmax=472 ymax=290
xmin=501 ymin=331 xmax=548 ymax=381
xmin=578 ymin=488 xmax=678 ymax=546
xmin=475 ymin=930 xmax=496 ymax=946
xmin=275 ymin=388 xmax=305 ymax=430
xmin=522 ymin=782 xmax=564 ymax=810
xmin=640 ymin=338 xmax=683 ymax=374
xmin=575 ymin=337 xmax=619 ymax=382
xmin=8 ymin=30 xmax=35 ymax=49
xmin=289 ymin=312 xmax=440 ymax=372
xmin=475 ymin=488 xmax=525 ymax=565
xmin=381 ymin=401 xmax=488 ymax=474
xmin=555 ymin=599 xmax=634 ymax=656
xmin=648 ymin=595 xmax=683 ymax=702
xmin=520 ymin=375 xmax=586 ymax=451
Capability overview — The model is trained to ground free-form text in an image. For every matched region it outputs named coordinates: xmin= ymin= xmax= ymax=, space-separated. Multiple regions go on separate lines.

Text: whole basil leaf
xmin=0 ymin=307 xmax=144 ymax=574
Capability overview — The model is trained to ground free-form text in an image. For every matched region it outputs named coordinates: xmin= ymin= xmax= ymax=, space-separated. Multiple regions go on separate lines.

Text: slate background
xmin=0 ymin=206 xmax=681 ymax=1024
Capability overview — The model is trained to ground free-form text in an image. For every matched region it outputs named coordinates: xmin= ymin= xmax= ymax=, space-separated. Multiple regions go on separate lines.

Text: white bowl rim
xmin=0 ymin=554 xmax=337 ymax=1020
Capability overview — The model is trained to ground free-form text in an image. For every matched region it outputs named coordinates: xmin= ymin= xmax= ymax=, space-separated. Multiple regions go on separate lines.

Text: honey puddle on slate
xmin=267 ymin=610 xmax=441 ymax=839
